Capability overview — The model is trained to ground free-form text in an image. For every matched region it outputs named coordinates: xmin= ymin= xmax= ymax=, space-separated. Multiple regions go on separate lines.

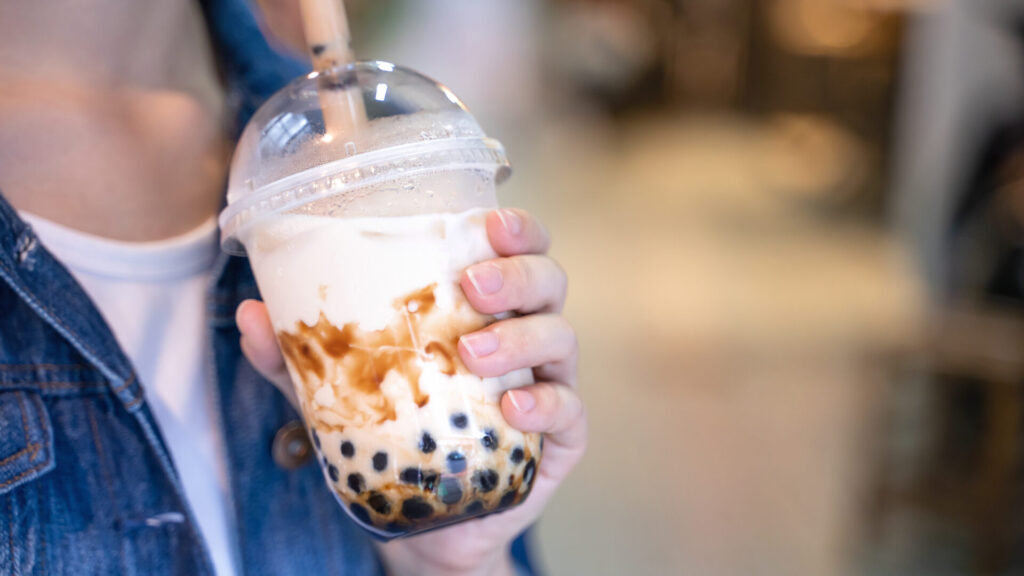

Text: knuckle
xmin=538 ymin=228 xmax=552 ymax=253
xmin=497 ymin=321 xmax=528 ymax=354
xmin=511 ymin=256 xmax=535 ymax=290
xmin=552 ymin=260 xmax=568 ymax=308
xmin=566 ymin=389 xmax=585 ymax=421
xmin=555 ymin=387 xmax=587 ymax=434
xmin=554 ymin=257 xmax=567 ymax=281
xmin=553 ymin=314 xmax=575 ymax=341
xmin=532 ymin=218 xmax=552 ymax=250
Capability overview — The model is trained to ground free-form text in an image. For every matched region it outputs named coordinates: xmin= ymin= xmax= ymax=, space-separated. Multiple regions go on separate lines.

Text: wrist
xmin=377 ymin=542 xmax=516 ymax=576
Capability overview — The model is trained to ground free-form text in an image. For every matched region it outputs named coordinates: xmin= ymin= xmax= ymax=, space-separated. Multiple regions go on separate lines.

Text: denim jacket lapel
xmin=0 ymin=195 xmax=143 ymax=411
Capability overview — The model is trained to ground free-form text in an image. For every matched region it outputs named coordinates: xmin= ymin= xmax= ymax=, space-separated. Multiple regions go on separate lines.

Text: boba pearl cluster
xmin=309 ymin=413 xmax=539 ymax=535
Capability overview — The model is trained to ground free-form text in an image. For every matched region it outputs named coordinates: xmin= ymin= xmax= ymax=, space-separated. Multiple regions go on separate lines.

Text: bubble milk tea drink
xmin=219 ymin=62 xmax=541 ymax=539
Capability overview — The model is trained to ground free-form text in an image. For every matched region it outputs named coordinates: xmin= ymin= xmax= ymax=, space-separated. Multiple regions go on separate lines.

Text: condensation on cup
xmin=219 ymin=62 xmax=541 ymax=539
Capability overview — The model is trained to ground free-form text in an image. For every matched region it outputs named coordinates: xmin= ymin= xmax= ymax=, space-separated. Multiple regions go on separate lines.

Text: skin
xmin=1 ymin=2 xmax=586 ymax=575
xmin=0 ymin=1 xmax=230 ymax=241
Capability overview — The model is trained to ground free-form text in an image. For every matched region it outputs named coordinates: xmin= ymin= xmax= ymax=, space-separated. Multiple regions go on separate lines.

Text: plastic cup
xmin=219 ymin=62 xmax=541 ymax=539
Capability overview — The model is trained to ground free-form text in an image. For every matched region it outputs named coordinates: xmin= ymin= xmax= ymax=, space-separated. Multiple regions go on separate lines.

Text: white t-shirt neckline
xmin=19 ymin=213 xmax=220 ymax=281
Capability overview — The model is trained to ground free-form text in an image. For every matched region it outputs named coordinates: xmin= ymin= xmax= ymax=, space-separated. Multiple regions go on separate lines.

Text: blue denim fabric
xmin=0 ymin=1 xmax=539 ymax=574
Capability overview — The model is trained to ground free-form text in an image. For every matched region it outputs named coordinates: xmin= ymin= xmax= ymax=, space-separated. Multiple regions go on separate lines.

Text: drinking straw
xmin=299 ymin=0 xmax=367 ymax=140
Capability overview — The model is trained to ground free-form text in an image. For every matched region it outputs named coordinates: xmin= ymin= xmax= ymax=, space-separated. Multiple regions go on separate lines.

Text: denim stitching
xmin=86 ymin=401 xmax=126 ymax=571
xmin=0 ymin=393 xmax=37 ymax=469
xmin=89 ymin=402 xmax=130 ymax=575
xmin=124 ymin=395 xmax=144 ymax=410
xmin=86 ymin=405 xmax=117 ymax=508
xmin=17 ymin=393 xmax=40 ymax=463
xmin=0 ymin=259 xmax=133 ymax=398
xmin=0 ymin=446 xmax=36 ymax=469
xmin=0 ymin=393 xmax=52 ymax=491
xmin=0 ymin=458 xmax=49 ymax=491
xmin=0 ymin=365 xmax=92 ymax=372
xmin=29 ymin=392 xmax=50 ymax=469
xmin=0 ymin=382 xmax=105 ymax=390
xmin=110 ymin=372 xmax=136 ymax=394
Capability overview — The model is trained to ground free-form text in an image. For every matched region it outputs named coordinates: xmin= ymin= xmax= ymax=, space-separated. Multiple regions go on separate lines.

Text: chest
xmin=0 ymin=234 xmax=382 ymax=575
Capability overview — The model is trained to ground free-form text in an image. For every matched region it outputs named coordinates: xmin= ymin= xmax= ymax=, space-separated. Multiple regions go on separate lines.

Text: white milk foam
xmin=246 ymin=208 xmax=493 ymax=331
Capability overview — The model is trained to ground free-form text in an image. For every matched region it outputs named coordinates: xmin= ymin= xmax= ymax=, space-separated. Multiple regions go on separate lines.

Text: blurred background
xmin=264 ymin=0 xmax=1024 ymax=573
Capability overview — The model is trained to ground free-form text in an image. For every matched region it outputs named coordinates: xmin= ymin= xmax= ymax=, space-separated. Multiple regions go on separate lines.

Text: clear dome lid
xmin=219 ymin=61 xmax=510 ymax=253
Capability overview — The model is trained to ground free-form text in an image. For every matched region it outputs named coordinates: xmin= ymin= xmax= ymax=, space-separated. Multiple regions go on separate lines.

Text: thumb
xmin=236 ymin=299 xmax=298 ymax=409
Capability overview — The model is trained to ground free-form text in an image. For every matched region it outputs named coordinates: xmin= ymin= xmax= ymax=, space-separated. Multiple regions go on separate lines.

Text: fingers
xmin=501 ymin=383 xmax=587 ymax=469
xmin=486 ymin=208 xmax=551 ymax=257
xmin=458 ymin=315 xmax=578 ymax=387
xmin=461 ymin=255 xmax=567 ymax=315
xmin=236 ymin=300 xmax=297 ymax=406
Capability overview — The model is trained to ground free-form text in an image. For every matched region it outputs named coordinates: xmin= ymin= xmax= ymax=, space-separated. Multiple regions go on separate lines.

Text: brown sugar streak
xmin=278 ymin=283 xmax=490 ymax=426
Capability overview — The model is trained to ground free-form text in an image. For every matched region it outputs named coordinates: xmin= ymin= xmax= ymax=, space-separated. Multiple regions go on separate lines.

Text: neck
xmin=0 ymin=1 xmax=230 ymax=241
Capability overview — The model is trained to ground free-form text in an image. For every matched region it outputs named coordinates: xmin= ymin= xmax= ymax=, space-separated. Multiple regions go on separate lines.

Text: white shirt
xmin=21 ymin=212 xmax=239 ymax=576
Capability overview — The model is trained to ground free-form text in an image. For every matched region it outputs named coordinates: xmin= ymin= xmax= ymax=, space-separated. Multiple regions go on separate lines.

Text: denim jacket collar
xmin=0 ymin=196 xmax=142 ymax=412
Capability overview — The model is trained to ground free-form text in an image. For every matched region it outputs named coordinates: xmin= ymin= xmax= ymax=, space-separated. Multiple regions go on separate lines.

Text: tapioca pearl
xmin=311 ymin=428 xmax=321 ymax=450
xmin=465 ymin=501 xmax=486 ymax=515
xmin=349 ymin=503 xmax=372 ymax=526
xmin=341 ymin=441 xmax=355 ymax=458
xmin=450 ymin=413 xmax=469 ymax=429
xmin=481 ymin=429 xmax=498 ymax=451
xmin=401 ymin=497 xmax=434 ymax=520
xmin=446 ymin=452 xmax=467 ymax=474
xmin=368 ymin=491 xmax=391 ymax=515
xmin=510 ymin=447 xmax=525 ymax=464
xmin=523 ymin=458 xmax=536 ymax=487
xmin=372 ymin=451 xmax=388 ymax=472
xmin=327 ymin=464 xmax=340 ymax=483
xmin=423 ymin=472 xmax=439 ymax=492
xmin=419 ymin=432 xmax=437 ymax=454
xmin=347 ymin=473 xmax=366 ymax=494
xmin=499 ymin=489 xmax=518 ymax=508
xmin=471 ymin=469 xmax=499 ymax=493
xmin=400 ymin=467 xmax=423 ymax=485
xmin=438 ymin=477 xmax=463 ymax=505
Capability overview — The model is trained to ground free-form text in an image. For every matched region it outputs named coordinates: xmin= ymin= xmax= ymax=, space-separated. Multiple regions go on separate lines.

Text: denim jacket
xmin=0 ymin=2 xmax=535 ymax=574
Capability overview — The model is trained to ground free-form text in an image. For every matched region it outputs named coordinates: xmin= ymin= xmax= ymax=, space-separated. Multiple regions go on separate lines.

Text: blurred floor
xmin=503 ymin=113 xmax=925 ymax=575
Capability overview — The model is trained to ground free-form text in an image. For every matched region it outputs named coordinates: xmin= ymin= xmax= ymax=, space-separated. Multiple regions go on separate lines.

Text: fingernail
xmin=497 ymin=209 xmax=522 ymax=236
xmin=507 ymin=389 xmax=536 ymax=413
xmin=460 ymin=332 xmax=499 ymax=358
xmin=466 ymin=263 xmax=503 ymax=295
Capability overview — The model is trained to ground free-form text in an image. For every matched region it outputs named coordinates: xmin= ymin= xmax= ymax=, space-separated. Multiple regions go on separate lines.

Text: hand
xmin=236 ymin=208 xmax=586 ymax=576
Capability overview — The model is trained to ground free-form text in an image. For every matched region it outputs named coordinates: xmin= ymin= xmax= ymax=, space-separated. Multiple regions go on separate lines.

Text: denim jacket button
xmin=272 ymin=420 xmax=313 ymax=470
